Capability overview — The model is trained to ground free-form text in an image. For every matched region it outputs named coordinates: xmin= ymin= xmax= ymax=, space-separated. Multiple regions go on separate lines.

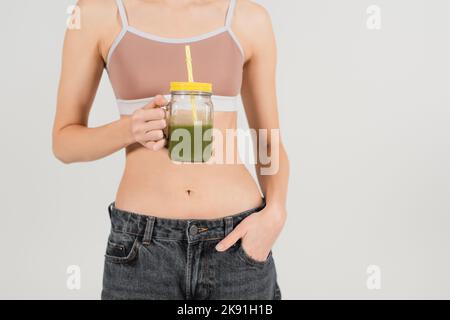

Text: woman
xmin=53 ymin=0 xmax=289 ymax=300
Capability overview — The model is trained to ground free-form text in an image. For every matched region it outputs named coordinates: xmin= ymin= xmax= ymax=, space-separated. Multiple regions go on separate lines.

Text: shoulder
xmin=235 ymin=0 xmax=273 ymax=31
xmin=75 ymin=0 xmax=116 ymax=13
xmin=69 ymin=0 xmax=121 ymax=59
xmin=72 ymin=0 xmax=118 ymax=33
xmin=233 ymin=1 xmax=275 ymax=59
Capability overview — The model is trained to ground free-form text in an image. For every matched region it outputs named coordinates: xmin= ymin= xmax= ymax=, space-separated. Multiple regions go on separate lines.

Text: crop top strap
xmin=225 ymin=0 xmax=237 ymax=28
xmin=115 ymin=0 xmax=129 ymax=28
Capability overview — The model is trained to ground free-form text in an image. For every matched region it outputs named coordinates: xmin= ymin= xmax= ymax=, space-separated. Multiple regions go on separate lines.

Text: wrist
xmin=120 ymin=117 xmax=135 ymax=147
xmin=264 ymin=197 xmax=286 ymax=212
xmin=263 ymin=200 xmax=287 ymax=226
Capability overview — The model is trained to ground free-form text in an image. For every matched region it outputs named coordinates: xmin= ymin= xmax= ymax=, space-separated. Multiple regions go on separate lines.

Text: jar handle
xmin=160 ymin=102 xmax=170 ymax=141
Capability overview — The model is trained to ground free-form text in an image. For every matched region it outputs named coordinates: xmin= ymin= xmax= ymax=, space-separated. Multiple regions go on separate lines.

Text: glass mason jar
xmin=165 ymin=82 xmax=214 ymax=163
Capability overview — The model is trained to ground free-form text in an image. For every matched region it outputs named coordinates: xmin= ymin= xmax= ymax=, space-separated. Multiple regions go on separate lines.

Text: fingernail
xmin=215 ymin=244 xmax=224 ymax=251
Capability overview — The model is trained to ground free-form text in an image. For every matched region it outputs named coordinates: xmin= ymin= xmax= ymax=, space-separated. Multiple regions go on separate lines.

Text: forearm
xmin=256 ymin=143 xmax=289 ymax=218
xmin=53 ymin=117 xmax=134 ymax=164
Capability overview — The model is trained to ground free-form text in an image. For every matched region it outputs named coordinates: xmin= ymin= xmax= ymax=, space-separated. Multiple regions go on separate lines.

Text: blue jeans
xmin=101 ymin=200 xmax=281 ymax=300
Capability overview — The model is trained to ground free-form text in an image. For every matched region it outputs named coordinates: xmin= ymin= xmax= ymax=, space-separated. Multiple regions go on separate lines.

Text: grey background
xmin=0 ymin=0 xmax=449 ymax=299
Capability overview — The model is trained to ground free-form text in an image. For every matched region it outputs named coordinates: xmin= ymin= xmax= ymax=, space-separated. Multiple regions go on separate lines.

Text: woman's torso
xmin=106 ymin=0 xmax=262 ymax=218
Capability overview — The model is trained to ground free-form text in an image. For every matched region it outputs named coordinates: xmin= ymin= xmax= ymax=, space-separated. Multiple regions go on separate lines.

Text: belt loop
xmin=224 ymin=216 xmax=234 ymax=237
xmin=108 ymin=203 xmax=114 ymax=218
xmin=142 ymin=216 xmax=155 ymax=246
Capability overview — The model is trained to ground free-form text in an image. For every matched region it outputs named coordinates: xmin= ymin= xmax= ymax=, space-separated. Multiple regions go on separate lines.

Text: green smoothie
xmin=168 ymin=122 xmax=213 ymax=162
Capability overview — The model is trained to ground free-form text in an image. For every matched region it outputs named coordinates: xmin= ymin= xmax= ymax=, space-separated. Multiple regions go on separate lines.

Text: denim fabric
xmin=101 ymin=200 xmax=281 ymax=300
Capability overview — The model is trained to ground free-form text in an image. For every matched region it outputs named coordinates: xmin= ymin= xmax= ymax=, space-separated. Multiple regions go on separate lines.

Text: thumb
xmin=144 ymin=95 xmax=168 ymax=110
xmin=215 ymin=223 xmax=246 ymax=252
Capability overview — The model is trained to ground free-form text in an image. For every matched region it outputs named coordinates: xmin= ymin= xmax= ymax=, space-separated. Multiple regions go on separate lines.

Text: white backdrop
xmin=0 ymin=0 xmax=449 ymax=299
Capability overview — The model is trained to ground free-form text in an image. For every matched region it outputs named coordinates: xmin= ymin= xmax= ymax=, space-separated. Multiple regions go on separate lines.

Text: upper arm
xmin=238 ymin=1 xmax=279 ymax=133
xmin=53 ymin=0 xmax=118 ymax=133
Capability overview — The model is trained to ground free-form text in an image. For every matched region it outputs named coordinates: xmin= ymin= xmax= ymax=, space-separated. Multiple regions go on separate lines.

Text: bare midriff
xmin=114 ymin=111 xmax=263 ymax=219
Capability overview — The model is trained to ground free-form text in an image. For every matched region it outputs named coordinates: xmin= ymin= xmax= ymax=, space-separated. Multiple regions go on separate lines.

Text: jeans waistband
xmin=107 ymin=199 xmax=266 ymax=244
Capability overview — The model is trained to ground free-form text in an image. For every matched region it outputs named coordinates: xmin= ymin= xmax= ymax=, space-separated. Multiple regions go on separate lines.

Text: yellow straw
xmin=184 ymin=45 xmax=198 ymax=123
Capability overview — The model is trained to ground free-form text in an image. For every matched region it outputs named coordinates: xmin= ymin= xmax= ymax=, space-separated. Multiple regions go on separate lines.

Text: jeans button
xmin=189 ymin=224 xmax=198 ymax=236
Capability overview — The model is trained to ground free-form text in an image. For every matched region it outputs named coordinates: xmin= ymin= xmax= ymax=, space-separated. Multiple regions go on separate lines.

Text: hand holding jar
xmin=129 ymin=95 xmax=169 ymax=151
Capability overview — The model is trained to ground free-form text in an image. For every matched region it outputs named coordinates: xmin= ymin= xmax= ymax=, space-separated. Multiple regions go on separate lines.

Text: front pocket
xmin=236 ymin=241 xmax=273 ymax=267
xmin=104 ymin=230 xmax=140 ymax=264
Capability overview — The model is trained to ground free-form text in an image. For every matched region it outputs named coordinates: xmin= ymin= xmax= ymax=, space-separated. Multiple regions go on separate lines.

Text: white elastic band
xmin=225 ymin=0 xmax=237 ymax=27
xmin=127 ymin=26 xmax=228 ymax=44
xmin=115 ymin=0 xmax=129 ymax=27
xmin=116 ymin=95 xmax=239 ymax=115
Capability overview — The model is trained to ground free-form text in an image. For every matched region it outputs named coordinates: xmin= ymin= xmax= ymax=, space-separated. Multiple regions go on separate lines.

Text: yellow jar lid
xmin=170 ymin=82 xmax=212 ymax=93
